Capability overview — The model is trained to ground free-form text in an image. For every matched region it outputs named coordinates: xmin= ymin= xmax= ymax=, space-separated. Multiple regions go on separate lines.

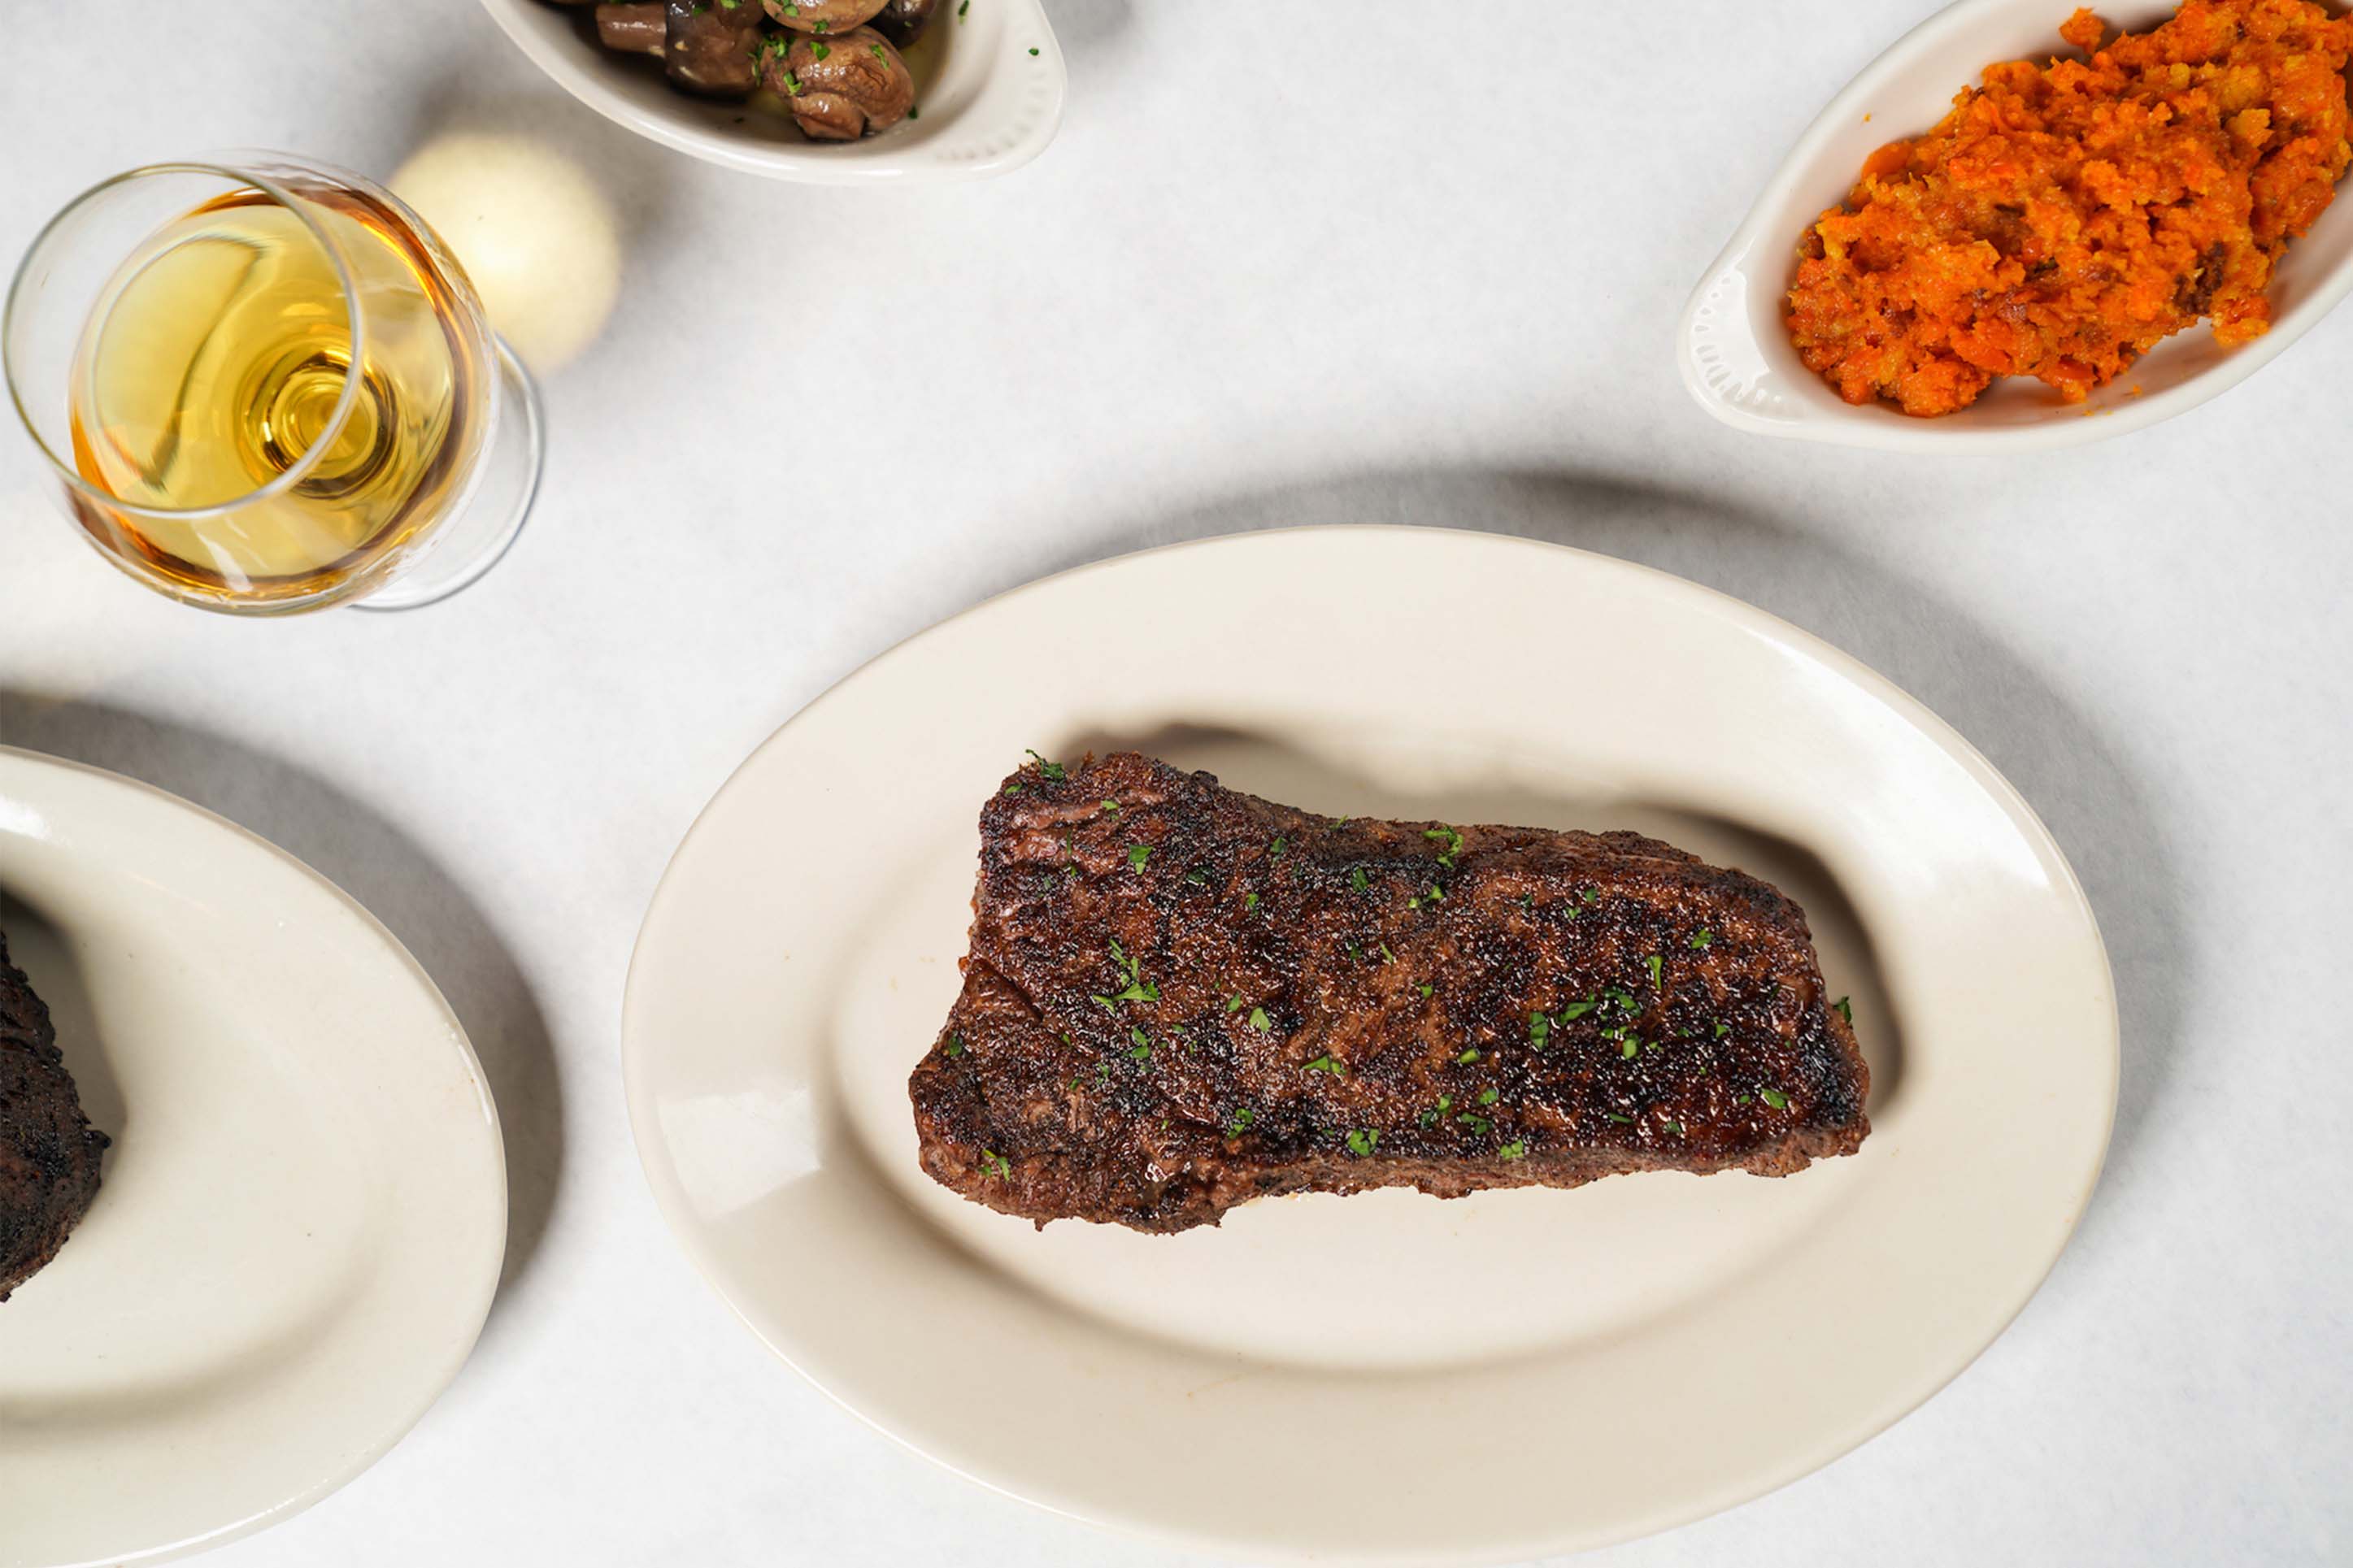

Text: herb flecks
xmin=1226 ymin=1106 xmax=1255 ymax=1138
xmin=1759 ymin=1088 xmax=1790 ymax=1110
xmin=1303 ymin=1054 xmax=1345 ymax=1075
xmin=980 ymin=1149 xmax=1013 ymax=1179
xmin=944 ymin=1032 xmax=964 ymax=1058
xmin=1690 ymin=929 xmax=1715 ymax=949
xmin=1249 ymin=1007 xmax=1272 ymax=1033
xmin=1127 ymin=844 xmax=1153 ymax=873
xmin=1833 ymin=995 xmax=1854 ymax=1024
xmin=1346 ymin=1128 xmax=1379 ymax=1157
xmin=1022 ymin=749 xmax=1067 ymax=782
xmin=1423 ymin=826 xmax=1464 ymax=867
xmin=1498 ymin=1140 xmax=1528 ymax=1161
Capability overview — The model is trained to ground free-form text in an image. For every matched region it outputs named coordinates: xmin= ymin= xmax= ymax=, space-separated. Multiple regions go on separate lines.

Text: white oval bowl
xmin=476 ymin=0 xmax=1064 ymax=185
xmin=1678 ymin=0 xmax=2353 ymax=451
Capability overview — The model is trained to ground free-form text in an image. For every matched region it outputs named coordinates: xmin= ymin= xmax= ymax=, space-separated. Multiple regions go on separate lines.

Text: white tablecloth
xmin=2 ymin=2 xmax=2346 ymax=1563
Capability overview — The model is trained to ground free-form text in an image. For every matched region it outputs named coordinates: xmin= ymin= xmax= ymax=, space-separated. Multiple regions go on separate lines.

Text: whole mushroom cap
xmin=765 ymin=24 xmax=913 ymax=139
xmin=759 ymin=0 xmax=889 ymax=33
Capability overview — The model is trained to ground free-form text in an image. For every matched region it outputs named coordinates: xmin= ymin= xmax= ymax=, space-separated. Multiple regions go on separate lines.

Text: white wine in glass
xmin=6 ymin=154 xmax=541 ymax=614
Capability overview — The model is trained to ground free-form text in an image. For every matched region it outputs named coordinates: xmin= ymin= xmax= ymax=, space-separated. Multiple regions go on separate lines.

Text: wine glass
xmin=2 ymin=152 xmax=543 ymax=615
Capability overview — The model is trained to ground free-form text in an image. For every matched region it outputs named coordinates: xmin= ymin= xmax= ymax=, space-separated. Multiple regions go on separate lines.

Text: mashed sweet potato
xmin=1785 ymin=0 xmax=2353 ymax=416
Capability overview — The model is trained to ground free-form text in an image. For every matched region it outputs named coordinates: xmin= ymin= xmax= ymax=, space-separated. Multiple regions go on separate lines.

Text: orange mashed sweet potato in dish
xmin=1785 ymin=0 xmax=2353 ymax=416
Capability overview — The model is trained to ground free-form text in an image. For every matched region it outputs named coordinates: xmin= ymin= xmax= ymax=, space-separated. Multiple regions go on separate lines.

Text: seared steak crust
xmin=1 ymin=930 xmax=109 ymax=1300
xmin=909 ymin=754 xmax=1868 ymax=1234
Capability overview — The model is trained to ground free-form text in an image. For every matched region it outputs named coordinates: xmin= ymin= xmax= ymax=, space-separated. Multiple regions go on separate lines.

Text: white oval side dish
xmin=0 ymin=749 xmax=507 ymax=1568
xmin=1677 ymin=0 xmax=2353 ymax=452
xmin=476 ymin=0 xmax=1065 ymax=185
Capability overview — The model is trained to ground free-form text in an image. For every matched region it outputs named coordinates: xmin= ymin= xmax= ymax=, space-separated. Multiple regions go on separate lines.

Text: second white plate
xmin=623 ymin=528 xmax=2117 ymax=1562
xmin=0 ymin=749 xmax=506 ymax=1568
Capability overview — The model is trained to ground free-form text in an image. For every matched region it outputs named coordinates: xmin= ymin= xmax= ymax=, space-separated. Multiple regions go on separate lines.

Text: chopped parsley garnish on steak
xmin=1022 ymin=749 xmax=1068 ymax=782
xmin=1346 ymin=1129 xmax=1378 ymax=1156
xmin=908 ymin=753 xmax=1871 ymax=1232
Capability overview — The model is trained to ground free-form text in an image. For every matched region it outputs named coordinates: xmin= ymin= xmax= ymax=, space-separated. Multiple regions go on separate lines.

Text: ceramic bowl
xmin=476 ymin=0 xmax=1064 ymax=185
xmin=1677 ymin=0 xmax=2353 ymax=451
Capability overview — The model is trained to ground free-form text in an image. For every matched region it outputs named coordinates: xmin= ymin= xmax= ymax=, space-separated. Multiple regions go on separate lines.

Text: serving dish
xmin=623 ymin=528 xmax=2119 ymax=1562
xmin=1677 ymin=0 xmax=2353 ymax=451
xmin=475 ymin=0 xmax=1065 ymax=184
xmin=0 ymin=749 xmax=507 ymax=1568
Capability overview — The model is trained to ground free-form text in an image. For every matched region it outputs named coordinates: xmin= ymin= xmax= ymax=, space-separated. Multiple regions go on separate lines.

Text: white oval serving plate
xmin=0 ymin=749 xmax=507 ymax=1568
xmin=1678 ymin=0 xmax=2353 ymax=451
xmin=476 ymin=0 xmax=1064 ymax=185
xmin=623 ymin=528 xmax=2119 ymax=1563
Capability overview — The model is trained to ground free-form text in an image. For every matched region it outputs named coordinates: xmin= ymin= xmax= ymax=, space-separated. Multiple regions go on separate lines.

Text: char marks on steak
xmin=908 ymin=754 xmax=1868 ymax=1234
xmin=1 ymin=929 xmax=110 ymax=1301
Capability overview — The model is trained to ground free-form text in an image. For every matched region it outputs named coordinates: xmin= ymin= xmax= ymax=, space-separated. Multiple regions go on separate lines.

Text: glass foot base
xmin=357 ymin=334 xmax=542 ymax=612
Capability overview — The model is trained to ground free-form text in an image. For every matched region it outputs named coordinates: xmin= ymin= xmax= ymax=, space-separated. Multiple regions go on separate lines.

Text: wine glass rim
xmin=2 ymin=157 xmax=369 ymax=523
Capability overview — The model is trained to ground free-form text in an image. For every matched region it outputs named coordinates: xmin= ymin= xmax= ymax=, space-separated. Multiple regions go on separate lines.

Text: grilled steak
xmin=909 ymin=753 xmax=1868 ymax=1234
xmin=2 ymin=930 xmax=110 ymax=1300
